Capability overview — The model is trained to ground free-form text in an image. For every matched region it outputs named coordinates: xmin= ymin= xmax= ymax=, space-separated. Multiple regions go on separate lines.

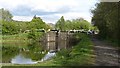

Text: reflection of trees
xmin=2 ymin=46 xmax=19 ymax=63
xmin=27 ymin=42 xmax=43 ymax=52
xmin=21 ymin=42 xmax=47 ymax=60
xmin=2 ymin=42 xmax=48 ymax=62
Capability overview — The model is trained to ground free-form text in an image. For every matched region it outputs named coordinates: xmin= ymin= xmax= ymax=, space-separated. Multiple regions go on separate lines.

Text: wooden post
xmin=55 ymin=30 xmax=59 ymax=51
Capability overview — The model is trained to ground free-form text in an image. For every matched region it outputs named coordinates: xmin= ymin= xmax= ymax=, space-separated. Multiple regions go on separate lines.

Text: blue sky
xmin=0 ymin=0 xmax=99 ymax=23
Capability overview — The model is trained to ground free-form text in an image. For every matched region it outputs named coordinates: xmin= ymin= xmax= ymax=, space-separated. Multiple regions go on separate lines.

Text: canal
xmin=2 ymin=31 xmax=74 ymax=64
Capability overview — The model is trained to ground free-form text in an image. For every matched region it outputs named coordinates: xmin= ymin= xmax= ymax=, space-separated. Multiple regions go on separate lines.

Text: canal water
xmin=2 ymin=42 xmax=46 ymax=64
xmin=2 ymin=41 xmax=69 ymax=64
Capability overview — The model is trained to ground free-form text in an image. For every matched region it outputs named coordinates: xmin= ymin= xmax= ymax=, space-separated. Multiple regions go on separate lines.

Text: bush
xmin=27 ymin=29 xmax=43 ymax=41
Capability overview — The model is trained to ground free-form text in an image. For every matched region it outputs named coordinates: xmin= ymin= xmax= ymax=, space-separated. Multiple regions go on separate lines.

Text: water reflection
xmin=41 ymin=50 xmax=56 ymax=61
xmin=11 ymin=54 xmax=37 ymax=64
xmin=2 ymin=46 xmax=19 ymax=63
xmin=2 ymin=42 xmax=47 ymax=64
xmin=19 ymin=42 xmax=47 ymax=61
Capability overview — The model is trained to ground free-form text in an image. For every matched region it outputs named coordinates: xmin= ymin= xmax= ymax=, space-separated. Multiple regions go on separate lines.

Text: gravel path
xmin=91 ymin=37 xmax=120 ymax=66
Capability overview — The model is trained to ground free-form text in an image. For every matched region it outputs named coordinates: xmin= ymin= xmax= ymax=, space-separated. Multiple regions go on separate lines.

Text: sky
xmin=0 ymin=0 xmax=99 ymax=24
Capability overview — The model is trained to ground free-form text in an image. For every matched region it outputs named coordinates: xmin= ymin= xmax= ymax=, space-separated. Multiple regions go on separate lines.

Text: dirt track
xmin=91 ymin=37 xmax=120 ymax=66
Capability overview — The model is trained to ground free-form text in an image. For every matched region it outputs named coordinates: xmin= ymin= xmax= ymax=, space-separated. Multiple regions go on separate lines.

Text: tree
xmin=55 ymin=16 xmax=65 ymax=30
xmin=72 ymin=18 xmax=90 ymax=30
xmin=65 ymin=18 xmax=90 ymax=30
xmin=55 ymin=17 xmax=91 ymax=31
xmin=1 ymin=8 xmax=19 ymax=35
xmin=91 ymin=2 xmax=119 ymax=43
xmin=29 ymin=15 xmax=46 ymax=30
xmin=0 ymin=8 xmax=13 ymax=21
xmin=2 ymin=21 xmax=19 ymax=35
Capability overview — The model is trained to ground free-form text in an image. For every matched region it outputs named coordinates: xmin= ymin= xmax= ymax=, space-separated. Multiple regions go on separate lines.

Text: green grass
xmin=52 ymin=33 xmax=94 ymax=66
xmin=1 ymin=33 xmax=29 ymax=47
xmin=2 ymin=33 xmax=28 ymax=42
xmin=1 ymin=32 xmax=44 ymax=47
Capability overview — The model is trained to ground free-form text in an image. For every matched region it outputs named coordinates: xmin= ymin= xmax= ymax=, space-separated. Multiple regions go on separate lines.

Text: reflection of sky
xmin=11 ymin=53 xmax=56 ymax=63
xmin=41 ymin=51 xmax=56 ymax=61
xmin=0 ymin=0 xmax=98 ymax=23
xmin=11 ymin=54 xmax=37 ymax=64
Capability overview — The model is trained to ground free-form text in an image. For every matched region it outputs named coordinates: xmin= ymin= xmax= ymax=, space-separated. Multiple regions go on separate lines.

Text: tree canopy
xmin=55 ymin=16 xmax=91 ymax=31
xmin=55 ymin=16 xmax=65 ymax=30
xmin=29 ymin=15 xmax=47 ymax=29
xmin=91 ymin=2 xmax=119 ymax=43
xmin=0 ymin=8 xmax=13 ymax=21
xmin=1 ymin=9 xmax=51 ymax=35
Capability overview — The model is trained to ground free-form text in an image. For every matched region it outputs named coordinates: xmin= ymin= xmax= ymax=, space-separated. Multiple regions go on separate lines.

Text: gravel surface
xmin=91 ymin=37 xmax=120 ymax=66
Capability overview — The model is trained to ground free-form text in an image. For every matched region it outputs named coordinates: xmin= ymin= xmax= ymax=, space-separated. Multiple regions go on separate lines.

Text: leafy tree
xmin=2 ymin=21 xmax=19 ymax=35
xmin=71 ymin=18 xmax=90 ymax=30
xmin=91 ymin=2 xmax=119 ymax=44
xmin=55 ymin=17 xmax=91 ymax=31
xmin=0 ymin=8 xmax=13 ymax=21
xmin=1 ymin=8 xmax=19 ymax=35
xmin=55 ymin=16 xmax=65 ymax=30
xmin=17 ymin=21 xmax=29 ymax=32
xmin=29 ymin=15 xmax=47 ymax=30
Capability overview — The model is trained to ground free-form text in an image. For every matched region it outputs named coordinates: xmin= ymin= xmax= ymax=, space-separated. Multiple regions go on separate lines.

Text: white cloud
xmin=0 ymin=0 xmax=98 ymax=23
xmin=54 ymin=12 xmax=92 ymax=22
xmin=13 ymin=16 xmax=33 ymax=21
xmin=100 ymin=0 xmax=120 ymax=2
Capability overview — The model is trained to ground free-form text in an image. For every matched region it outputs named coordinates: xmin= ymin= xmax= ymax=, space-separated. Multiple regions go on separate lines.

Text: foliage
xmin=21 ymin=42 xmax=47 ymax=61
xmin=55 ymin=17 xmax=91 ymax=30
xmin=2 ymin=21 xmax=19 ymax=35
xmin=17 ymin=21 xmax=29 ymax=33
xmin=1 ymin=10 xmax=51 ymax=35
xmin=0 ymin=8 xmax=13 ymax=21
xmin=53 ymin=33 xmax=94 ymax=66
xmin=55 ymin=16 xmax=65 ymax=30
xmin=29 ymin=15 xmax=47 ymax=30
xmin=27 ymin=29 xmax=44 ymax=41
xmin=91 ymin=2 xmax=119 ymax=44
xmin=2 ymin=46 xmax=19 ymax=63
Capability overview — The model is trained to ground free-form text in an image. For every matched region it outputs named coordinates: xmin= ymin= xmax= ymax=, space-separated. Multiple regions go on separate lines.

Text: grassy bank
xmin=52 ymin=33 xmax=94 ymax=66
xmin=2 ymin=33 xmax=28 ymax=42
xmin=1 ymin=33 xmax=29 ymax=47
xmin=1 ymin=32 xmax=44 ymax=47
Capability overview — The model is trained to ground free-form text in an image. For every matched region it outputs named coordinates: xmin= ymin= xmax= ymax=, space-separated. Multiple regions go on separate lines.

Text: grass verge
xmin=52 ymin=33 xmax=94 ymax=66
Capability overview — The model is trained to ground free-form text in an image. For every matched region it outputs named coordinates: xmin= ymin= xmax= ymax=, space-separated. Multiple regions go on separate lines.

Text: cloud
xmin=11 ymin=5 xmax=72 ymax=16
xmin=11 ymin=5 xmax=32 ymax=16
xmin=99 ymin=0 xmax=120 ymax=2
xmin=0 ymin=0 xmax=98 ymax=23
xmin=13 ymin=16 xmax=33 ymax=21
